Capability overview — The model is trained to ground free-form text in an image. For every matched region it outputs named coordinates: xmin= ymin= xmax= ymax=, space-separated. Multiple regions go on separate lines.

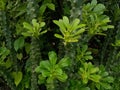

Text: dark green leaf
xmin=14 ymin=37 xmax=25 ymax=51
xmin=58 ymin=57 xmax=70 ymax=68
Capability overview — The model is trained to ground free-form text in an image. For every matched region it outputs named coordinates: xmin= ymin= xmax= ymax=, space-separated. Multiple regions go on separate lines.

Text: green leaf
xmin=5 ymin=58 xmax=13 ymax=69
xmin=54 ymin=34 xmax=64 ymax=39
xmin=89 ymin=75 xmax=101 ymax=82
xmin=23 ymin=22 xmax=32 ymax=31
xmin=81 ymin=87 xmax=90 ymax=90
xmin=93 ymin=4 xmax=105 ymax=14
xmin=47 ymin=77 xmax=54 ymax=84
xmin=53 ymin=20 xmax=66 ymax=35
xmin=71 ymin=19 xmax=80 ymax=32
xmin=40 ymin=30 xmax=47 ymax=35
xmin=42 ymin=70 xmax=51 ymax=77
xmin=14 ymin=37 xmax=25 ymax=51
xmin=35 ymin=66 xmax=41 ymax=73
xmin=40 ymin=22 xmax=46 ymax=27
xmin=0 ymin=47 xmax=10 ymax=61
xmin=91 ymin=0 xmax=97 ymax=6
xmin=17 ymin=53 xmax=23 ymax=60
xmin=57 ymin=73 xmax=68 ymax=82
xmin=100 ymin=82 xmax=112 ymax=89
xmin=58 ymin=57 xmax=70 ymax=68
xmin=103 ymin=77 xmax=114 ymax=83
xmin=83 ymin=78 xmax=88 ymax=84
xmin=48 ymin=51 xmax=57 ymax=65
xmin=55 ymin=68 xmax=63 ymax=76
xmin=63 ymin=16 xmax=70 ymax=29
xmin=73 ymin=28 xmax=85 ymax=36
xmin=39 ymin=61 xmax=51 ymax=71
xmin=38 ymin=75 xmax=46 ymax=84
xmin=39 ymin=4 xmax=47 ymax=16
xmin=22 ymin=32 xmax=32 ymax=37
xmin=25 ymin=43 xmax=31 ymax=54
xmin=90 ymin=67 xmax=99 ymax=74
xmin=32 ymin=19 xmax=39 ymax=29
xmin=0 ymin=0 xmax=6 ymax=10
xmin=47 ymin=3 xmax=55 ymax=10
xmin=12 ymin=71 xmax=23 ymax=86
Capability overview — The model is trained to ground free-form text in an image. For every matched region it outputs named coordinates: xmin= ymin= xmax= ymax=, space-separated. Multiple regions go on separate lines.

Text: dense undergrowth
xmin=0 ymin=0 xmax=120 ymax=90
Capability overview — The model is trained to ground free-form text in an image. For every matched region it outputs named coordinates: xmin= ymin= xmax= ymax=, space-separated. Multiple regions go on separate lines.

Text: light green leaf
xmin=71 ymin=19 xmax=80 ymax=32
xmin=54 ymin=34 xmax=63 ymax=39
xmin=63 ymin=16 xmax=70 ymax=29
xmin=14 ymin=37 xmax=25 ymax=51
xmin=40 ymin=30 xmax=47 ymax=35
xmin=83 ymin=78 xmax=88 ymax=84
xmin=73 ymin=28 xmax=85 ymax=36
xmin=55 ymin=68 xmax=63 ymax=75
xmin=48 ymin=51 xmax=57 ymax=65
xmin=32 ymin=19 xmax=39 ymax=30
xmin=90 ymin=67 xmax=99 ymax=74
xmin=40 ymin=22 xmax=46 ymax=27
xmin=12 ymin=71 xmax=23 ymax=86
xmin=77 ymin=24 xmax=86 ymax=28
xmin=23 ymin=22 xmax=32 ymax=31
xmin=84 ymin=55 xmax=93 ymax=60
xmin=86 ymin=51 xmax=92 ymax=55
xmin=53 ymin=20 xmax=66 ymax=35
xmin=22 ymin=32 xmax=32 ymax=37
xmin=47 ymin=3 xmax=55 ymax=10
xmin=89 ymin=75 xmax=101 ymax=82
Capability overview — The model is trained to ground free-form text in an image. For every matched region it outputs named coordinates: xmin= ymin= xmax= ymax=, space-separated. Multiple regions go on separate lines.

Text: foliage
xmin=53 ymin=16 xmax=85 ymax=45
xmin=76 ymin=45 xmax=93 ymax=62
xmin=23 ymin=19 xmax=47 ymax=38
xmin=0 ymin=0 xmax=118 ymax=90
xmin=35 ymin=51 xmax=70 ymax=90
xmin=82 ymin=0 xmax=114 ymax=36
